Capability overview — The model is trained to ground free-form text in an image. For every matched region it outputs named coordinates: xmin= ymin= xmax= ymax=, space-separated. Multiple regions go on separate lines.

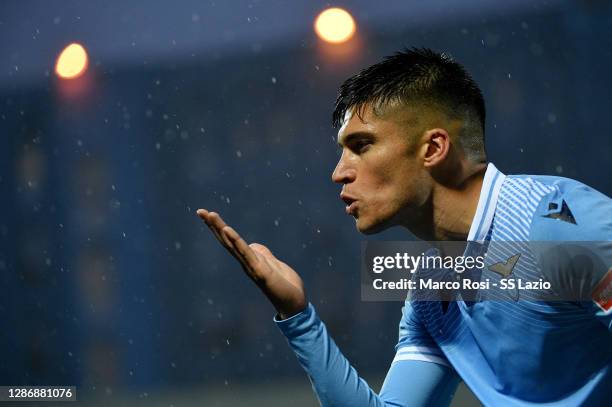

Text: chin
xmin=355 ymin=217 xmax=390 ymax=235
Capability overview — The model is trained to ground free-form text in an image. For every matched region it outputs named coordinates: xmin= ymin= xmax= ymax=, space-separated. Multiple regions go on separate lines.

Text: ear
xmin=421 ymin=128 xmax=450 ymax=168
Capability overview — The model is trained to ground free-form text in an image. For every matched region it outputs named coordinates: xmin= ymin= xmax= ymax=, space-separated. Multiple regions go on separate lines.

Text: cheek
xmin=360 ymin=150 xmax=419 ymax=207
xmin=375 ymin=165 xmax=423 ymax=207
xmin=366 ymin=162 xmax=403 ymax=191
xmin=362 ymin=185 xmax=403 ymax=219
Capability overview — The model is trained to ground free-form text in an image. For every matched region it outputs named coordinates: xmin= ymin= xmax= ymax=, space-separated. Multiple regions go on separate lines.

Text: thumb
xmin=249 ymin=243 xmax=274 ymax=258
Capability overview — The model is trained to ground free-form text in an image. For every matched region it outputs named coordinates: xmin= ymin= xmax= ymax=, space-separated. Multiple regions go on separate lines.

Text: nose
xmin=331 ymin=151 xmax=356 ymax=184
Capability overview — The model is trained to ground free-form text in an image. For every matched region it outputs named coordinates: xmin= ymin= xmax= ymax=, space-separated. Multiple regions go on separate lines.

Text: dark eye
xmin=354 ymin=140 xmax=372 ymax=153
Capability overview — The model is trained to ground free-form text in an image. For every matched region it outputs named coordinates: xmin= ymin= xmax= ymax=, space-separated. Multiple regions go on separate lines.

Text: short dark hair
xmin=332 ymin=47 xmax=486 ymax=161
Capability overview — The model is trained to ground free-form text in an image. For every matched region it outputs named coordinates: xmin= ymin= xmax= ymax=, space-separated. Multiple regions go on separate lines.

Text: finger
xmin=198 ymin=211 xmax=256 ymax=273
xmin=196 ymin=209 xmax=217 ymax=229
xmin=207 ymin=214 xmax=259 ymax=274
xmin=197 ymin=209 xmax=231 ymax=249
xmin=224 ymin=231 xmax=274 ymax=286
xmin=211 ymin=226 xmax=248 ymax=269
xmin=209 ymin=222 xmax=232 ymax=249
xmin=223 ymin=226 xmax=260 ymax=267
xmin=207 ymin=212 xmax=236 ymax=249
xmin=206 ymin=211 xmax=227 ymax=233
xmin=196 ymin=208 xmax=209 ymax=220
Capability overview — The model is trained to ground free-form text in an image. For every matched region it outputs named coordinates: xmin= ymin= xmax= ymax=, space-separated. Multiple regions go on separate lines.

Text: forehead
xmin=337 ymin=104 xmax=412 ymax=145
xmin=337 ymin=109 xmax=363 ymax=141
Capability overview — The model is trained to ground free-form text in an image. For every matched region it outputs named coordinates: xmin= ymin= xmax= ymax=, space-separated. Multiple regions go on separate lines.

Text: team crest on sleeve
xmin=488 ymin=253 xmax=520 ymax=277
xmin=542 ymin=200 xmax=577 ymax=225
xmin=592 ymin=267 xmax=612 ymax=312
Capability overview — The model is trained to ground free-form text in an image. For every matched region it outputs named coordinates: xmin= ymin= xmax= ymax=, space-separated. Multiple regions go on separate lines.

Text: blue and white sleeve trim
xmin=393 ymin=345 xmax=451 ymax=367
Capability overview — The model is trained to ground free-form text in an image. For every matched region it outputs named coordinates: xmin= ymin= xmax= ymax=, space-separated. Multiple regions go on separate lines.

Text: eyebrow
xmin=337 ymin=131 xmax=376 ymax=147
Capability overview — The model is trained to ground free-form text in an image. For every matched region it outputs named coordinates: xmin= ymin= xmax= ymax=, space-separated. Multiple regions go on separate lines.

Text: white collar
xmin=466 ymin=163 xmax=506 ymax=242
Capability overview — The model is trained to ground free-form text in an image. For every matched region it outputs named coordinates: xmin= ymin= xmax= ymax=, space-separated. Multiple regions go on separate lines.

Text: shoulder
xmin=503 ymin=175 xmax=612 ymax=299
xmin=505 ymin=174 xmax=612 ymax=241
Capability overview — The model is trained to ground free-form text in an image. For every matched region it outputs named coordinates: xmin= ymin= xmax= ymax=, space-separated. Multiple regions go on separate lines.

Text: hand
xmin=196 ymin=209 xmax=307 ymax=319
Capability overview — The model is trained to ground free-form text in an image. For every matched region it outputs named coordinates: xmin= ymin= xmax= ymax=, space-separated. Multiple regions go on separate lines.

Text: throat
xmin=432 ymin=167 xmax=485 ymax=241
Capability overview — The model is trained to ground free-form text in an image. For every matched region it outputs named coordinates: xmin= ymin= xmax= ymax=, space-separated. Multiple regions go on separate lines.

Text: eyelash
xmin=354 ymin=141 xmax=371 ymax=153
xmin=336 ymin=140 xmax=372 ymax=156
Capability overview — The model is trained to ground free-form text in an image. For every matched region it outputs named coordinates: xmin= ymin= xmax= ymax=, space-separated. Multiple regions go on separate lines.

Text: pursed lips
xmin=340 ymin=193 xmax=358 ymax=216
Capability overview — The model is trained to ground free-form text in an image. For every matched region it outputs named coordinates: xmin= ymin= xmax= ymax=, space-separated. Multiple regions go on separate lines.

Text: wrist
xmin=277 ymin=301 xmax=307 ymax=321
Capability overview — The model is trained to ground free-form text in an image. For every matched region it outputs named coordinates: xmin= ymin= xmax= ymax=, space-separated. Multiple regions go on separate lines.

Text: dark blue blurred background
xmin=1 ymin=1 xmax=611 ymax=405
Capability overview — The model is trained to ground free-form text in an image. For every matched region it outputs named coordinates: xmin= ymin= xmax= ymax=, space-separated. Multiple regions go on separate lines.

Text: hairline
xmin=345 ymin=97 xmax=486 ymax=162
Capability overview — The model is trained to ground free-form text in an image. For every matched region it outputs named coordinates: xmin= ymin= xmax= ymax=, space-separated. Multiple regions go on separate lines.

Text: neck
xmin=430 ymin=163 xmax=486 ymax=241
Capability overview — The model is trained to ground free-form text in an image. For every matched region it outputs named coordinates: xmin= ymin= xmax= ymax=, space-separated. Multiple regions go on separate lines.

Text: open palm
xmin=197 ymin=209 xmax=307 ymax=319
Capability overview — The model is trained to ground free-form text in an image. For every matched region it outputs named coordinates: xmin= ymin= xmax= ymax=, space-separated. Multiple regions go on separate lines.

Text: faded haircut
xmin=332 ymin=47 xmax=486 ymax=162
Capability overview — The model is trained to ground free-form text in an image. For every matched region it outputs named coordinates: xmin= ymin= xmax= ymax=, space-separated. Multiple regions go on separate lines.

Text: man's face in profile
xmin=332 ymin=104 xmax=432 ymax=234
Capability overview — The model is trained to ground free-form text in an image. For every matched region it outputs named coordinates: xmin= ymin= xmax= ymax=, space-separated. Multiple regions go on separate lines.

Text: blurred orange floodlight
xmin=314 ymin=7 xmax=356 ymax=44
xmin=55 ymin=43 xmax=88 ymax=79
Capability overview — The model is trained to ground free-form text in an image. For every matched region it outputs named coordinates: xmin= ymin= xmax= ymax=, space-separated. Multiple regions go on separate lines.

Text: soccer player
xmin=196 ymin=48 xmax=611 ymax=406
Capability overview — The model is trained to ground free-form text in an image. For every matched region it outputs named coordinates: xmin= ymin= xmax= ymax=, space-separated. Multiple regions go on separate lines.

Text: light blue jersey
xmin=276 ymin=163 xmax=612 ymax=406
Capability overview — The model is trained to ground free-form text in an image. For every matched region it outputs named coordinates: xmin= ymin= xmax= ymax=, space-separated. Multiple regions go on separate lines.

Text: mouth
xmin=345 ymin=201 xmax=358 ymax=216
xmin=340 ymin=194 xmax=358 ymax=216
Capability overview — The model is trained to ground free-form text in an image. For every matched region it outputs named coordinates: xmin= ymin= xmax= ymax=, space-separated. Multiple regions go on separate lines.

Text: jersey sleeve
xmin=530 ymin=179 xmax=612 ymax=330
xmin=274 ymin=302 xmax=459 ymax=407
xmin=392 ymin=301 xmax=452 ymax=367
